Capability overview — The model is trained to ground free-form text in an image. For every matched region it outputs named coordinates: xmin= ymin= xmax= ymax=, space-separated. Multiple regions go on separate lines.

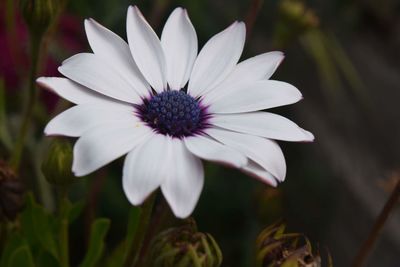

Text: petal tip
xmin=125 ymin=194 xmax=145 ymax=206
xmin=36 ymin=77 xmax=45 ymax=84
xmin=84 ymin=18 xmax=97 ymax=28
xmin=302 ymin=130 xmax=315 ymax=142
xmin=36 ymin=77 xmax=55 ymax=93
xmin=133 ymin=5 xmax=143 ymax=15
xmin=173 ymin=209 xmax=191 ymax=219
xmin=278 ymin=54 xmax=285 ymax=65
xmin=71 ymin=164 xmax=89 ymax=177
xmin=174 ymin=6 xmax=184 ymax=12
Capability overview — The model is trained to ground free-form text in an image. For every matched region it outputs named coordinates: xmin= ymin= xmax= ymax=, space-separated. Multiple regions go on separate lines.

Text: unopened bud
xmin=274 ymin=0 xmax=319 ymax=47
xmin=42 ymin=139 xmax=75 ymax=186
xmin=149 ymin=219 xmax=223 ymax=267
xmin=20 ymin=0 xmax=57 ymax=36
xmin=280 ymin=0 xmax=319 ymax=29
xmin=0 ymin=161 xmax=24 ymax=221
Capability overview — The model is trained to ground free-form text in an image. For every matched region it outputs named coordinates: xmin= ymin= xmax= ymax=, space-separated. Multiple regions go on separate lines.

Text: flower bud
xmin=149 ymin=219 xmax=223 ymax=267
xmin=42 ymin=139 xmax=75 ymax=186
xmin=280 ymin=0 xmax=319 ymax=29
xmin=20 ymin=0 xmax=57 ymax=36
xmin=256 ymin=222 xmax=329 ymax=267
xmin=0 ymin=161 xmax=24 ymax=221
xmin=274 ymin=0 xmax=319 ymax=47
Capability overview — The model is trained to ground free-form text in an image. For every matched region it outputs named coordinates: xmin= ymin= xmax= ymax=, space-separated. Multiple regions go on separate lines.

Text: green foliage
xmin=104 ymin=206 xmax=140 ymax=267
xmin=0 ymin=193 xmax=88 ymax=267
xmin=67 ymin=200 xmax=85 ymax=223
xmin=36 ymin=250 xmax=60 ymax=267
xmin=8 ymin=246 xmax=36 ymax=267
xmin=79 ymin=218 xmax=111 ymax=267
xmin=0 ymin=233 xmax=27 ymax=267
xmin=20 ymin=193 xmax=59 ymax=259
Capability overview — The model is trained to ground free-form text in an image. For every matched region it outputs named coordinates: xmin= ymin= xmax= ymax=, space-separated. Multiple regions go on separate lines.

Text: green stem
xmin=59 ymin=188 xmax=70 ymax=267
xmin=10 ymin=32 xmax=43 ymax=170
xmin=125 ymin=193 xmax=157 ymax=267
xmin=352 ymin=179 xmax=400 ymax=267
xmin=0 ymin=223 xmax=5 ymax=251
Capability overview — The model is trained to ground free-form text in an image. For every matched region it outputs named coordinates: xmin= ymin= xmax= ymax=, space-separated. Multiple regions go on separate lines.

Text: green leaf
xmin=20 ymin=193 xmax=58 ymax=259
xmin=68 ymin=200 xmax=85 ymax=223
xmin=105 ymin=206 xmax=140 ymax=267
xmin=79 ymin=218 xmax=110 ymax=267
xmin=0 ymin=233 xmax=27 ymax=267
xmin=106 ymin=206 xmax=141 ymax=267
xmin=105 ymin=242 xmax=126 ymax=267
xmin=7 ymin=246 xmax=35 ymax=267
xmin=36 ymin=250 xmax=60 ymax=267
xmin=124 ymin=206 xmax=141 ymax=256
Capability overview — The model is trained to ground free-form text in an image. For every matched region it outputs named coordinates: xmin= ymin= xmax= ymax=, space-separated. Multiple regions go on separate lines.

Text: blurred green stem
xmin=0 ymin=223 xmax=5 ymax=251
xmin=10 ymin=32 xmax=43 ymax=170
xmin=352 ymin=179 xmax=400 ymax=267
xmin=59 ymin=188 xmax=70 ymax=267
xmin=125 ymin=193 xmax=157 ymax=267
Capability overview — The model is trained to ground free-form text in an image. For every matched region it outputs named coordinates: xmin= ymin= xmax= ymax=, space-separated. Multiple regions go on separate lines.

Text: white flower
xmin=37 ymin=6 xmax=314 ymax=218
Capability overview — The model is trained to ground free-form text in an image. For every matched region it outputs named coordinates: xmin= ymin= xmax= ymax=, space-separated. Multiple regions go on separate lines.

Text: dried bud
xmin=256 ymin=223 xmax=331 ymax=267
xmin=0 ymin=161 xmax=25 ymax=221
xmin=42 ymin=139 xmax=75 ymax=186
xmin=149 ymin=219 xmax=223 ymax=267
xmin=20 ymin=0 xmax=57 ymax=36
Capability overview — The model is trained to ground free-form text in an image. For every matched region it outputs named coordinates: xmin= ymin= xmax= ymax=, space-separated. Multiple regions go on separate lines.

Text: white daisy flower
xmin=37 ymin=6 xmax=314 ymax=218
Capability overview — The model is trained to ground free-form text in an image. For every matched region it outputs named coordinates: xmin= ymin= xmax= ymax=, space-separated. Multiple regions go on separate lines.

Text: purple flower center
xmin=136 ymin=90 xmax=208 ymax=138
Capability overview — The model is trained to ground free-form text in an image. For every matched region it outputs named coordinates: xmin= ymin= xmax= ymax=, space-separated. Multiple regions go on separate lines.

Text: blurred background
xmin=1 ymin=0 xmax=400 ymax=266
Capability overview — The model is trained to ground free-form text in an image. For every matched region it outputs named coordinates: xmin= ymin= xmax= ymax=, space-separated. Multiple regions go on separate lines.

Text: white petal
xmin=210 ymin=112 xmax=314 ymax=142
xmin=127 ymin=6 xmax=167 ymax=92
xmin=208 ymin=80 xmax=302 ymax=113
xmin=161 ymin=139 xmax=204 ymax=218
xmin=184 ymin=134 xmax=247 ymax=168
xmin=204 ymin=51 xmax=284 ymax=101
xmin=242 ymin=161 xmax=278 ymax=186
xmin=72 ymin=121 xmax=153 ymax=176
xmin=36 ymin=77 xmax=112 ymax=105
xmin=85 ymin=18 xmax=150 ymax=97
xmin=188 ymin=21 xmax=246 ymax=97
xmin=45 ymin=104 xmax=136 ymax=137
xmin=161 ymin=8 xmax=197 ymax=90
xmin=58 ymin=53 xmax=142 ymax=104
xmin=123 ymin=134 xmax=171 ymax=205
xmin=206 ymin=128 xmax=286 ymax=181
xmin=224 ymin=51 xmax=284 ymax=83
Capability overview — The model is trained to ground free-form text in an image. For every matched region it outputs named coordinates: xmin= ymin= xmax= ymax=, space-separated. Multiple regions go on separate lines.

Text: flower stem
xmin=0 ymin=223 xmax=5 ymax=251
xmin=10 ymin=32 xmax=43 ymax=170
xmin=59 ymin=188 xmax=70 ymax=267
xmin=125 ymin=193 xmax=157 ymax=267
xmin=60 ymin=217 xmax=69 ymax=267
xmin=352 ymin=178 xmax=400 ymax=267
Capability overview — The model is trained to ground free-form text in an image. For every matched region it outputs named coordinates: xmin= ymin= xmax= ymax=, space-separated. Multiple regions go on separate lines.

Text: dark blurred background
xmin=1 ymin=0 xmax=400 ymax=266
